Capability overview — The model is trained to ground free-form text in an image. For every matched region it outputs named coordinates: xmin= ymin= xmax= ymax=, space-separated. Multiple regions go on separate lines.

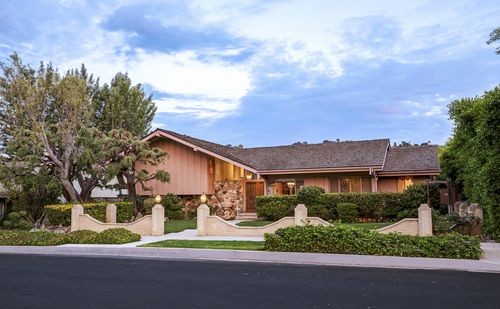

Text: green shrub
xmin=297 ymin=186 xmax=325 ymax=205
xmin=65 ymin=230 xmax=99 ymax=244
xmin=44 ymin=202 xmax=134 ymax=226
xmin=143 ymin=194 xmax=184 ymax=219
xmin=264 ymin=225 xmax=482 ymax=259
xmin=0 ymin=230 xmax=66 ymax=246
xmin=2 ymin=211 xmax=33 ymax=230
xmin=256 ymin=195 xmax=297 ymax=220
xmin=307 ymin=204 xmax=335 ymax=220
xmin=93 ymin=228 xmax=141 ymax=244
xmin=337 ymin=203 xmax=358 ymax=223
xmin=396 ymin=208 xmax=456 ymax=235
xmin=256 ymin=183 xmax=439 ymax=221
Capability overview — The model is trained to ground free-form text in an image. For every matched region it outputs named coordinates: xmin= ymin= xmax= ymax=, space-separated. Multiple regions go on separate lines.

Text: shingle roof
xmin=152 ymin=129 xmax=440 ymax=173
xmin=231 ymin=140 xmax=389 ymax=170
xmin=382 ymin=145 xmax=440 ymax=172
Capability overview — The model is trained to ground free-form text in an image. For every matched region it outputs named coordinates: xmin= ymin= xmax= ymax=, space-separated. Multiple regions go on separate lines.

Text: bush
xmin=307 ymin=204 xmax=335 ymax=220
xmin=65 ymin=230 xmax=99 ymax=244
xmin=256 ymin=195 xmax=297 ymax=220
xmin=93 ymin=228 xmax=141 ymax=244
xmin=297 ymin=186 xmax=325 ymax=205
xmin=2 ymin=211 xmax=33 ymax=230
xmin=264 ymin=225 xmax=482 ymax=259
xmin=0 ymin=230 xmax=66 ymax=246
xmin=396 ymin=208 xmax=456 ymax=235
xmin=256 ymin=183 xmax=439 ymax=221
xmin=337 ymin=203 xmax=358 ymax=223
xmin=44 ymin=202 xmax=134 ymax=226
xmin=144 ymin=194 xmax=184 ymax=219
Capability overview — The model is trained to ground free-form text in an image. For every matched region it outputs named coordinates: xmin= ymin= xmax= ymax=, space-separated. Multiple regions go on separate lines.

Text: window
xmin=330 ymin=176 xmax=373 ymax=193
xmin=267 ymin=179 xmax=304 ymax=195
xmin=397 ymin=177 xmax=413 ymax=192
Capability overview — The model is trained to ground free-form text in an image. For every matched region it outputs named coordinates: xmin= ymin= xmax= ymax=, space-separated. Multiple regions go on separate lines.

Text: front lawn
xmin=141 ymin=240 xmax=265 ymax=250
xmin=165 ymin=220 xmax=196 ymax=234
xmin=334 ymin=222 xmax=392 ymax=230
xmin=236 ymin=220 xmax=275 ymax=227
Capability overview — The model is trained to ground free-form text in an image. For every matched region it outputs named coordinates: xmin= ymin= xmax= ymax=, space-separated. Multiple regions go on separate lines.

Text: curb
xmin=1 ymin=246 xmax=500 ymax=273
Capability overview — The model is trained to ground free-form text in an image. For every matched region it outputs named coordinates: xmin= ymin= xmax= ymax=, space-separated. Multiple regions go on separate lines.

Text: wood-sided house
xmin=137 ymin=129 xmax=440 ymax=219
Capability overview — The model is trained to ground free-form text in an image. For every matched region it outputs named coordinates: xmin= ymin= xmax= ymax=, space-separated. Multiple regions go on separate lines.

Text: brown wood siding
xmin=304 ymin=177 xmax=330 ymax=192
xmin=377 ymin=177 xmax=398 ymax=193
xmin=136 ymin=139 xmax=211 ymax=195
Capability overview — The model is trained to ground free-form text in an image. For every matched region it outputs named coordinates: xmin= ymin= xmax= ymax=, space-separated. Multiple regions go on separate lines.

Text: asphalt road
xmin=0 ymin=254 xmax=499 ymax=309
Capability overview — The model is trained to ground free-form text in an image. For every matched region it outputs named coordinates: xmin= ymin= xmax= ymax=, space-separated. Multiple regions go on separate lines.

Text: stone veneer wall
xmin=210 ymin=180 xmax=244 ymax=220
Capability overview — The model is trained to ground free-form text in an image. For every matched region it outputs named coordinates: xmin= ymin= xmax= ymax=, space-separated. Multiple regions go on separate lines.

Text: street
xmin=0 ymin=254 xmax=498 ymax=308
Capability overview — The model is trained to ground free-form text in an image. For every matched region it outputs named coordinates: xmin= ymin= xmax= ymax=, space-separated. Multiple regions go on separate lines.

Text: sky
xmin=1 ymin=0 xmax=499 ymax=147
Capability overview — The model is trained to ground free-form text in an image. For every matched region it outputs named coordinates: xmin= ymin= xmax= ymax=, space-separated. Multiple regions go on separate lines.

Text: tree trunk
xmin=77 ymin=173 xmax=98 ymax=203
xmin=125 ymin=172 xmax=139 ymax=214
xmin=61 ymin=177 xmax=81 ymax=203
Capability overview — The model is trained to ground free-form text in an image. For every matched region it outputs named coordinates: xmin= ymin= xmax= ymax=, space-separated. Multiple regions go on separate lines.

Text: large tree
xmin=1 ymin=54 xmax=169 ymax=210
xmin=440 ymin=86 xmax=500 ymax=240
xmin=487 ymin=27 xmax=500 ymax=54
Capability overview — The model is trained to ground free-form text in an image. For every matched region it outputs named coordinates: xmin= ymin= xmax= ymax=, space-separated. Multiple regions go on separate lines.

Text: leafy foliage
xmin=297 ymin=186 xmax=325 ymax=205
xmin=264 ymin=225 xmax=482 ymax=259
xmin=440 ymin=86 xmax=500 ymax=239
xmin=93 ymin=228 xmax=141 ymax=244
xmin=44 ymin=202 xmax=133 ymax=226
xmin=486 ymin=27 xmax=500 ymax=54
xmin=2 ymin=211 xmax=33 ymax=230
xmin=337 ymin=203 xmax=358 ymax=223
xmin=0 ymin=228 xmax=140 ymax=245
xmin=143 ymin=194 xmax=184 ymax=219
xmin=256 ymin=184 xmax=439 ymax=221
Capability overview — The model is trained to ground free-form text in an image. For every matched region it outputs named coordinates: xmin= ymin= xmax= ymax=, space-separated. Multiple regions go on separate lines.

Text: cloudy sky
xmin=1 ymin=0 xmax=498 ymax=147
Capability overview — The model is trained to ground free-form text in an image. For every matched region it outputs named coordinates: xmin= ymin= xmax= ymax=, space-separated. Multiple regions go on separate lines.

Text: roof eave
xmin=259 ymin=166 xmax=384 ymax=175
xmin=377 ymin=169 xmax=441 ymax=177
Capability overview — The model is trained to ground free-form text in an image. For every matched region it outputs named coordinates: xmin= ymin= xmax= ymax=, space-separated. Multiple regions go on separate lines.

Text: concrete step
xmin=236 ymin=213 xmax=258 ymax=220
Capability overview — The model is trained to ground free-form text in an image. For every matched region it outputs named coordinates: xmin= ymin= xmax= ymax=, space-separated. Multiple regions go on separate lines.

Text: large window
xmin=397 ymin=177 xmax=413 ymax=192
xmin=330 ymin=177 xmax=372 ymax=193
xmin=267 ymin=179 xmax=304 ymax=195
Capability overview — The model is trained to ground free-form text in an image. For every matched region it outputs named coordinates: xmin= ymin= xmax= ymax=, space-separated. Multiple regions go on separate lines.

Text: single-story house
xmin=138 ymin=129 xmax=440 ymax=219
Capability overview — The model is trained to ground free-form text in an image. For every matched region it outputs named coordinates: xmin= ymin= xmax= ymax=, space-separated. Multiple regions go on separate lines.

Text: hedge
xmin=256 ymin=183 xmax=440 ymax=221
xmin=264 ymin=225 xmax=482 ymax=259
xmin=0 ymin=228 xmax=141 ymax=246
xmin=255 ymin=195 xmax=297 ymax=221
xmin=44 ymin=202 xmax=134 ymax=226
xmin=143 ymin=194 xmax=184 ymax=220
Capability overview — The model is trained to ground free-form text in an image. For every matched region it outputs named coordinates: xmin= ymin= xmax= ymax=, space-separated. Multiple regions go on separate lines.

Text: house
xmin=138 ymin=129 xmax=440 ymax=219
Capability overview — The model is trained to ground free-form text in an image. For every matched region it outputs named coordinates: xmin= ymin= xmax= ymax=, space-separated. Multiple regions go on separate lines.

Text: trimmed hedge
xmin=0 ymin=228 xmax=141 ymax=246
xmin=255 ymin=195 xmax=297 ymax=221
xmin=337 ymin=203 xmax=358 ymax=223
xmin=257 ymin=183 xmax=440 ymax=221
xmin=264 ymin=225 xmax=482 ymax=259
xmin=144 ymin=194 xmax=184 ymax=220
xmin=44 ymin=202 xmax=134 ymax=226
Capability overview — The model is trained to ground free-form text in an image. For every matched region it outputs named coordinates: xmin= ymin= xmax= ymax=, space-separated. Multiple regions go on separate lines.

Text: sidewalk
xmin=1 ymin=243 xmax=500 ymax=273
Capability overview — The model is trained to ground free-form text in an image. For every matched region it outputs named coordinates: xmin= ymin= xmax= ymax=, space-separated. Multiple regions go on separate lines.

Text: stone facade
xmin=209 ymin=180 xmax=244 ymax=220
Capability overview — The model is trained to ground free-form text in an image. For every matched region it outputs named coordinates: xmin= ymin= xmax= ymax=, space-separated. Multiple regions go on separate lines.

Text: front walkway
xmin=60 ymin=228 xmax=264 ymax=248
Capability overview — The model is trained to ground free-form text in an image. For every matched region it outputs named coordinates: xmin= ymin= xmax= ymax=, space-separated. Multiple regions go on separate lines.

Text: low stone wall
xmin=377 ymin=204 xmax=433 ymax=236
xmin=197 ymin=204 xmax=329 ymax=237
xmin=71 ymin=204 xmax=164 ymax=236
xmin=376 ymin=219 xmax=419 ymax=236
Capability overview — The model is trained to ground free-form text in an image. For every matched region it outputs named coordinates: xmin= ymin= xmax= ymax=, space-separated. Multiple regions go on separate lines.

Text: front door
xmin=245 ymin=181 xmax=264 ymax=212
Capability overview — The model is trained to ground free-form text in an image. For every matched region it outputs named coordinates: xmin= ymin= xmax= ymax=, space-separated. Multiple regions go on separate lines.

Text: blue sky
xmin=1 ymin=0 xmax=499 ymax=147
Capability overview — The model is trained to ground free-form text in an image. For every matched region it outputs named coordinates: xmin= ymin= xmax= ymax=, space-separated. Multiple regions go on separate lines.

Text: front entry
xmin=244 ymin=181 xmax=264 ymax=212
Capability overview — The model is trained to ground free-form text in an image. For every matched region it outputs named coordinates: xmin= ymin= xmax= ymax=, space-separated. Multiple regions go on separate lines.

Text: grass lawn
xmin=164 ymin=220 xmax=196 ymax=234
xmin=236 ymin=220 xmax=275 ymax=227
xmin=141 ymin=240 xmax=265 ymax=250
xmin=334 ymin=222 xmax=393 ymax=230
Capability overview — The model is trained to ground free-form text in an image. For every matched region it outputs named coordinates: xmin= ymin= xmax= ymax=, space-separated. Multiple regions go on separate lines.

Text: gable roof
xmin=144 ymin=129 xmax=440 ymax=174
xmin=231 ymin=139 xmax=389 ymax=171
xmin=381 ymin=145 xmax=440 ymax=174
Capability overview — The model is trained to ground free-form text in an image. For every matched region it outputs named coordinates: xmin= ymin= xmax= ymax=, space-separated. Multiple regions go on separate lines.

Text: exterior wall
xmin=304 ymin=177 xmax=330 ymax=191
xmin=209 ymin=180 xmax=244 ymax=220
xmin=377 ymin=177 xmax=397 ymax=192
xmin=377 ymin=219 xmax=419 ymax=236
xmin=136 ymin=138 xmax=211 ymax=196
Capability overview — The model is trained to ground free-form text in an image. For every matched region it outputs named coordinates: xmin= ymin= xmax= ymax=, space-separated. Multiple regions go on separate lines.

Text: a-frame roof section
xmin=143 ymin=129 xmax=258 ymax=173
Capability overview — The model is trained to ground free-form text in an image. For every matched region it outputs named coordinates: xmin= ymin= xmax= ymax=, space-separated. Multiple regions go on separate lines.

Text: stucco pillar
xmin=106 ymin=204 xmax=117 ymax=223
xmin=197 ymin=203 xmax=210 ymax=236
xmin=418 ymin=204 xmax=432 ymax=236
xmin=151 ymin=204 xmax=165 ymax=236
xmin=71 ymin=204 xmax=84 ymax=232
xmin=294 ymin=204 xmax=308 ymax=226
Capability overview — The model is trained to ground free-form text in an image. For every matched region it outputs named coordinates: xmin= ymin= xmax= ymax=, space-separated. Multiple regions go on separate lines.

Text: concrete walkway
xmin=59 ymin=228 xmax=264 ymax=248
xmin=1 ymin=243 xmax=500 ymax=273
